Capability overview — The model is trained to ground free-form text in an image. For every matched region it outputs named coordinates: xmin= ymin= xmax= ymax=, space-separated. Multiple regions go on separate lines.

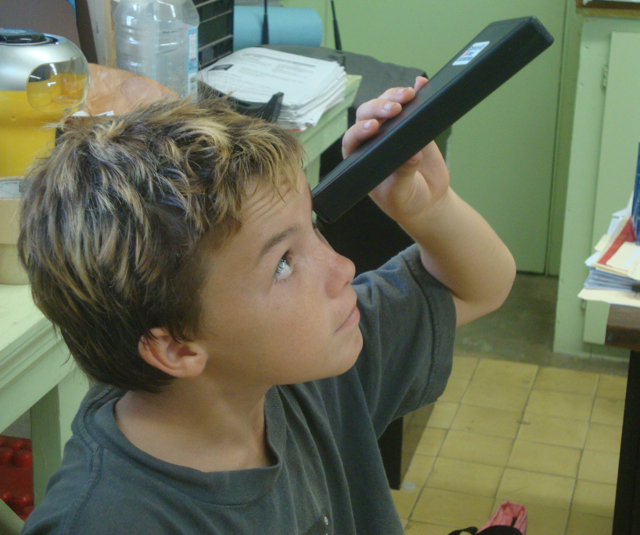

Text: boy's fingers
xmin=355 ymin=98 xmax=403 ymax=122
xmin=393 ymin=152 xmax=423 ymax=177
xmin=414 ymin=76 xmax=428 ymax=92
xmin=354 ymin=85 xmax=417 ymax=122
xmin=345 ymin=80 xmax=428 ymax=157
xmin=342 ymin=119 xmax=380 ymax=158
xmin=378 ymin=86 xmax=416 ymax=103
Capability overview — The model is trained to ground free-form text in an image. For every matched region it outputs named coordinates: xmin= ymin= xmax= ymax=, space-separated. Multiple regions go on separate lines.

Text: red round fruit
xmin=0 ymin=436 xmax=5 ymax=448
xmin=0 ymin=490 xmax=11 ymax=504
xmin=9 ymin=492 xmax=33 ymax=511
xmin=0 ymin=447 xmax=13 ymax=465
xmin=13 ymin=449 xmax=32 ymax=468
xmin=6 ymin=438 xmax=25 ymax=452
xmin=22 ymin=439 xmax=32 ymax=451
xmin=22 ymin=505 xmax=34 ymax=517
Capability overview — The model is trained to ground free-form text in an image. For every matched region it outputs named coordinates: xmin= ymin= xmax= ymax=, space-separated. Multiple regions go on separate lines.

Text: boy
xmin=19 ymin=78 xmax=515 ymax=534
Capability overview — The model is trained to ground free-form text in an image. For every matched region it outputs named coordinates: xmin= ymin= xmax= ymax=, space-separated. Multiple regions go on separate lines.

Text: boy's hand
xmin=341 ymin=76 xmax=450 ymax=227
xmin=342 ymin=77 xmax=516 ymax=327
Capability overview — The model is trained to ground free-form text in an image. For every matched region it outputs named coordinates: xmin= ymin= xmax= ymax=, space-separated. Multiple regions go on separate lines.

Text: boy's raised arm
xmin=341 ymin=77 xmax=516 ymax=326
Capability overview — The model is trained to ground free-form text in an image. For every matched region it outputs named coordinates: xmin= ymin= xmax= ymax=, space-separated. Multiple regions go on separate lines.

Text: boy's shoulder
xmin=21 ymin=384 xmax=214 ymax=534
xmin=353 ymin=244 xmax=455 ymax=338
xmin=23 ymin=385 xmax=221 ymax=534
xmin=20 ymin=385 xmax=148 ymax=534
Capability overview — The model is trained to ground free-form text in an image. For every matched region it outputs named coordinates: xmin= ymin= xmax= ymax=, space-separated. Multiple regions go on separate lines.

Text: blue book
xmin=634 ymin=143 xmax=640 ymax=245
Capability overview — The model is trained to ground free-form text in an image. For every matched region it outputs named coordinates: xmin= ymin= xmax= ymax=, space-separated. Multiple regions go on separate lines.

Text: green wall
xmin=284 ymin=0 xmax=582 ymax=276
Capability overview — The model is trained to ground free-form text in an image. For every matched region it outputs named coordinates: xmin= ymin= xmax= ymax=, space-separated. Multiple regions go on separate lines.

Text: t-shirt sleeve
xmin=352 ymin=244 xmax=456 ymax=437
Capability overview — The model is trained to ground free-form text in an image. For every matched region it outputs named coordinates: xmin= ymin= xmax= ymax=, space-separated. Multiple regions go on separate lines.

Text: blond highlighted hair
xmin=18 ymin=96 xmax=304 ymax=392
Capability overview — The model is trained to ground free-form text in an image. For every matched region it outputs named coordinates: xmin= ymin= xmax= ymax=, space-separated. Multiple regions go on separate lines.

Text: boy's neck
xmin=114 ymin=379 xmax=274 ymax=473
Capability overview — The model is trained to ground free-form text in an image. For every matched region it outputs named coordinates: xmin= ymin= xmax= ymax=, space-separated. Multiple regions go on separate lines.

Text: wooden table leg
xmin=30 ymin=368 xmax=88 ymax=505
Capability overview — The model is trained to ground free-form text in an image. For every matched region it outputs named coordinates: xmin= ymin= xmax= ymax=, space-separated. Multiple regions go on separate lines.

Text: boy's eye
xmin=274 ymin=254 xmax=293 ymax=281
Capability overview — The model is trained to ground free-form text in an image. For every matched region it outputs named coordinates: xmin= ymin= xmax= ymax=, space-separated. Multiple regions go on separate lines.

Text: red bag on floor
xmin=448 ymin=501 xmax=527 ymax=535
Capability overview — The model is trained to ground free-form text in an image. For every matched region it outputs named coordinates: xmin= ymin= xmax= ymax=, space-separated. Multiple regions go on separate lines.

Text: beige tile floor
xmin=393 ymin=354 xmax=627 ymax=535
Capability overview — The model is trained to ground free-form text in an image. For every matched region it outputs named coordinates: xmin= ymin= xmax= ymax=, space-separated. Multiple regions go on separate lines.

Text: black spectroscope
xmin=311 ymin=16 xmax=554 ymax=223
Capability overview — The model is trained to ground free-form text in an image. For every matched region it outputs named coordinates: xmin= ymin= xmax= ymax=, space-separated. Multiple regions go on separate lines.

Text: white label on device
xmin=453 ymin=41 xmax=490 ymax=66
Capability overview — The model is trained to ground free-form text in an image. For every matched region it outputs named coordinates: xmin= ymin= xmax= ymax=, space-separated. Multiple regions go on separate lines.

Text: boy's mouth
xmin=337 ymin=302 xmax=360 ymax=332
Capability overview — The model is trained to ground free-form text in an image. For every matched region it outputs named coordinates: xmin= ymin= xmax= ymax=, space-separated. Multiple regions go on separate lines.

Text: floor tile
xmin=584 ymin=422 xmax=622 ymax=454
xmin=439 ymin=429 xmax=513 ymax=467
xmin=597 ymin=374 xmax=627 ymax=400
xmin=517 ymin=413 xmax=589 ymax=449
xmin=451 ymin=355 xmax=479 ymax=380
xmin=472 ymin=358 xmax=539 ymax=388
xmin=572 ymin=480 xmax=616 ymax=517
xmin=390 ymin=487 xmax=421 ymax=519
xmin=439 ymin=376 xmax=470 ymax=403
xmin=495 ymin=468 xmax=575 ymax=509
xmin=461 ymin=380 xmax=531 ymax=412
xmin=404 ymin=521 xmax=459 ymax=534
xmin=591 ymin=397 xmax=624 ymax=426
xmin=425 ymin=457 xmax=503 ymax=497
xmin=507 ymin=439 xmax=580 ymax=478
xmin=533 ymin=367 xmax=599 ymax=396
xmin=565 ymin=511 xmax=613 ymax=535
xmin=401 ymin=270 xmax=627 ymax=533
xmin=415 ymin=427 xmax=447 ymax=457
xmin=451 ymin=405 xmax=522 ymax=439
xmin=403 ymin=454 xmax=436 ymax=489
xmin=506 ymin=501 xmax=569 ymax=535
xmin=426 ymin=402 xmax=459 ymax=429
xmin=525 ymin=390 xmax=594 ymax=421
xmin=578 ymin=449 xmax=619 ymax=485
xmin=412 ymin=487 xmax=494 ymax=527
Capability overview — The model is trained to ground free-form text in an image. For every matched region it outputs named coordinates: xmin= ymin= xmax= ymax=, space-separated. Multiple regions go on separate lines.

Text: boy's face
xmin=196 ymin=171 xmax=363 ymax=387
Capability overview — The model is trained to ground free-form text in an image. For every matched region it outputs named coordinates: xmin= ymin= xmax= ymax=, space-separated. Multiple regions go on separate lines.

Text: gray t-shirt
xmin=21 ymin=245 xmax=455 ymax=535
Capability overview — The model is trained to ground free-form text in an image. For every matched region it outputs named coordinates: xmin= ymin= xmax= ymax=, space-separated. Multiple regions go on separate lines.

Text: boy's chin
xmin=326 ymin=329 xmax=364 ymax=379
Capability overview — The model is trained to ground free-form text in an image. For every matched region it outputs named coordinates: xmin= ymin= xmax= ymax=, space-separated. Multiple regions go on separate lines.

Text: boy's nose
xmin=325 ymin=248 xmax=356 ymax=297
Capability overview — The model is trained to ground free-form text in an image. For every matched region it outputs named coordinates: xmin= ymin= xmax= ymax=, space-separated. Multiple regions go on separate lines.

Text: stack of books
xmin=579 ymin=206 xmax=640 ymax=307
xmin=580 ymin=143 xmax=640 ymax=307
xmin=199 ymin=47 xmax=347 ymax=131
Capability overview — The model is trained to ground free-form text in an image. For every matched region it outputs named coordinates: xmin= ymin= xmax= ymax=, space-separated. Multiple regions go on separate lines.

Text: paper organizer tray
xmin=0 ymin=178 xmax=28 ymax=285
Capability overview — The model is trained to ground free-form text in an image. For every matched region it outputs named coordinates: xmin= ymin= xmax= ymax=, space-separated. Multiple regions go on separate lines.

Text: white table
xmin=0 ymin=284 xmax=88 ymax=504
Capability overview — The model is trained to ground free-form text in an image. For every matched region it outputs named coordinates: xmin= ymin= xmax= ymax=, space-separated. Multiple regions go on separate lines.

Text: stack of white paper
xmin=199 ymin=47 xmax=347 ymax=131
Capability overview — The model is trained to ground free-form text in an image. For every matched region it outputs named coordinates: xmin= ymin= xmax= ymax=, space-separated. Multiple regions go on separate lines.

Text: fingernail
xmin=397 ymin=88 xmax=405 ymax=96
xmin=383 ymin=103 xmax=393 ymax=111
xmin=363 ymin=120 xmax=372 ymax=130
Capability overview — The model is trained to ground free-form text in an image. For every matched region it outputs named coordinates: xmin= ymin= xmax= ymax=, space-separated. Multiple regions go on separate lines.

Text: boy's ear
xmin=138 ymin=328 xmax=208 ymax=379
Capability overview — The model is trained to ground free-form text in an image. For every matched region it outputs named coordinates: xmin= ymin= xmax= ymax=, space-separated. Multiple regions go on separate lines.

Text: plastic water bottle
xmin=114 ymin=0 xmax=199 ymax=98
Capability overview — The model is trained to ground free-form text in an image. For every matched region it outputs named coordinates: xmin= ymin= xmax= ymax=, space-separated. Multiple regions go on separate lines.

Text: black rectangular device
xmin=311 ymin=16 xmax=554 ymax=223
